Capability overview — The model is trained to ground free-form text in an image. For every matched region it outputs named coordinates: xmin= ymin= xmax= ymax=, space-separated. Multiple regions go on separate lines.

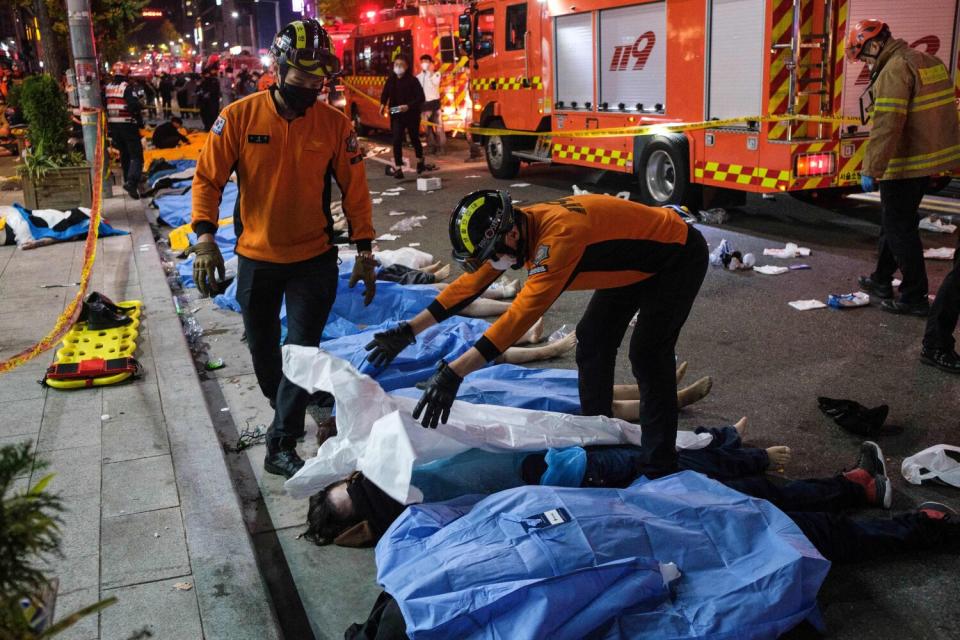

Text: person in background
xmin=848 ymin=19 xmax=960 ymax=317
xmin=921 ymin=233 xmax=960 ymax=374
xmin=174 ymin=73 xmax=189 ymax=116
xmin=104 ymin=62 xmax=145 ymax=200
xmin=159 ymin=73 xmax=174 ymax=119
xmin=220 ymin=66 xmax=235 ymax=106
xmin=379 ymin=56 xmax=425 ymax=180
xmin=416 ymin=54 xmax=445 ymax=155
xmin=197 ymin=66 xmax=222 ymax=131
xmin=151 ymin=115 xmax=190 ymax=149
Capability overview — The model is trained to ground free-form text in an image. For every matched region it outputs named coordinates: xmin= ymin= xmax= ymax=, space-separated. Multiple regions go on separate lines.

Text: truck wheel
xmin=639 ymin=137 xmax=694 ymax=207
xmin=351 ymin=105 xmax=368 ymax=137
xmin=485 ymin=123 xmax=521 ymax=179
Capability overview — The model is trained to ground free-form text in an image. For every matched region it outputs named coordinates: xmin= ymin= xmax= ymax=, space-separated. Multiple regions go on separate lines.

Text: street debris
xmin=100 ymin=414 xmax=111 ymax=421
xmin=205 ymin=358 xmax=225 ymax=371
xmin=709 ymin=239 xmax=754 ymax=270
xmin=418 ymin=177 xmax=442 ymax=191
xmin=753 ymin=265 xmax=789 ymax=276
xmin=377 ymin=233 xmax=401 ymax=241
xmin=408 ymin=242 xmax=421 ymax=247
xmin=764 ymin=243 xmax=812 ymax=258
xmin=918 ymin=216 xmax=957 ymax=234
xmin=372 ymin=198 xmax=383 ymax=204
xmin=173 ymin=582 xmax=194 ymax=591
xmin=388 ymin=210 xmax=406 ymax=216
xmin=789 ymin=264 xmax=811 ymax=270
xmin=698 ymin=208 xmax=729 ymax=225
xmin=510 ymin=183 xmax=531 ymax=188
xmin=390 ymin=216 xmax=428 ymax=233
xmin=924 ymin=247 xmax=956 ymax=260
xmin=789 ymin=299 xmax=827 ymax=311
xmin=225 ymin=423 xmax=268 ymax=453
xmin=572 ymin=184 xmax=592 ymax=195
xmin=827 ymin=292 xmax=870 ymax=309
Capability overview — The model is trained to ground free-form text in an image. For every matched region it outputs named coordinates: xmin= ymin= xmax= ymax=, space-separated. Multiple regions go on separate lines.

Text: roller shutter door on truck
xmin=598 ymin=2 xmax=667 ymax=112
xmin=707 ymin=0 xmax=767 ymax=121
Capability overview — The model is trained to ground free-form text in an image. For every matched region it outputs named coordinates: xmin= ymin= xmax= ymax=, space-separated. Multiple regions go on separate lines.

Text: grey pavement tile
xmin=101 ymin=507 xmax=191 ymax=589
xmin=101 ymin=414 xmax=169 ymax=463
xmin=58 ymin=495 xmax=100 ymax=558
xmin=273 ymin=527 xmax=381 ymax=640
xmin=101 ymin=577 xmax=203 ymax=640
xmin=0 ymin=367 xmax=47 ymax=402
xmin=35 ymin=388 xmax=102 ymax=452
xmin=101 ymin=382 xmax=164 ymax=419
xmin=0 ymin=396 xmax=45 ymax=438
xmin=44 ymin=552 xmax=99 ymax=596
xmin=102 ymin=455 xmax=179 ymax=517
xmin=35 ymin=444 xmax=101 ymax=500
xmin=52 ymin=586 xmax=101 ymax=640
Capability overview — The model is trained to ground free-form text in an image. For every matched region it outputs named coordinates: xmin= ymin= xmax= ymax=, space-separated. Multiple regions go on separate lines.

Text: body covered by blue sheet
xmin=155 ymin=180 xmax=237 ymax=227
xmin=377 ymin=471 xmax=829 ymax=640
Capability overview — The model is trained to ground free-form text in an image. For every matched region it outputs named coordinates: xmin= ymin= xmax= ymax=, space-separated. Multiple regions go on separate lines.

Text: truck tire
xmin=485 ymin=121 xmax=521 ymax=179
xmin=638 ymin=137 xmax=696 ymax=207
xmin=351 ymin=104 xmax=369 ymax=137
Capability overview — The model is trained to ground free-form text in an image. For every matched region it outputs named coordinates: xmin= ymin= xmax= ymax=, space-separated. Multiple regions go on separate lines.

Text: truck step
xmin=513 ymin=150 xmax=552 ymax=163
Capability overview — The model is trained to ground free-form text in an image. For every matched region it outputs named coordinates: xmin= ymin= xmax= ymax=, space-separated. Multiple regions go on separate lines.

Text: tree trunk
xmin=32 ymin=0 xmax=63 ymax=79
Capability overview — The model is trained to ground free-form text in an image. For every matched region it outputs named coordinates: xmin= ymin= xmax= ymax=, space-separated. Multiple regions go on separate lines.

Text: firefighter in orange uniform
xmin=189 ymin=19 xmax=377 ymax=479
xmin=848 ymin=19 xmax=960 ymax=317
xmin=365 ymin=191 xmax=708 ymax=479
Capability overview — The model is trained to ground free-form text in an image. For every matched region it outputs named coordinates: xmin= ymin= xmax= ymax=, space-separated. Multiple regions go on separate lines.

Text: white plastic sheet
xmin=902 ymin=445 xmax=960 ymax=487
xmin=282 ymin=347 xmax=712 ymax=503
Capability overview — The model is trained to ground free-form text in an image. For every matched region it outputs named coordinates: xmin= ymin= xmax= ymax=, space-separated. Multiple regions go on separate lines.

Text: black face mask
xmin=279 ymin=83 xmax=320 ymax=113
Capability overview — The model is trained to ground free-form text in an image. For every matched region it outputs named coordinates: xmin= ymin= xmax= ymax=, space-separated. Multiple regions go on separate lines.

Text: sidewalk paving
xmin=0 ymin=187 xmax=280 ymax=639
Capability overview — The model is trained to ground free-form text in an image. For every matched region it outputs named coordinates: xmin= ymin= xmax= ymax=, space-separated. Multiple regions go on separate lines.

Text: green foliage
xmin=15 ymin=74 xmax=84 ymax=181
xmin=0 ymin=443 xmax=115 ymax=638
xmin=7 ymin=83 xmax=23 ymax=110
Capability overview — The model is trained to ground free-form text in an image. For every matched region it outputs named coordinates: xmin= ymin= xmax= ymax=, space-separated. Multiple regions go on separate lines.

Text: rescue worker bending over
xmin=105 ymin=62 xmax=145 ymax=200
xmin=849 ymin=19 xmax=960 ymax=317
xmin=365 ymin=191 xmax=708 ymax=479
xmin=189 ymin=19 xmax=377 ymax=479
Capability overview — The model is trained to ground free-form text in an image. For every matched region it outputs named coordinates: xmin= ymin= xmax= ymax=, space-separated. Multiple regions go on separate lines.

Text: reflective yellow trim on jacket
xmin=874 ymin=104 xmax=908 ymax=114
xmin=875 ymin=97 xmax=908 ymax=105
xmin=886 ymin=144 xmax=960 ymax=171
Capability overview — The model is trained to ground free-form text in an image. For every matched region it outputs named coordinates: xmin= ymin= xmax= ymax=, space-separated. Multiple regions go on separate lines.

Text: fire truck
xmin=342 ymin=1 xmax=472 ymax=135
xmin=459 ymin=0 xmax=960 ymax=207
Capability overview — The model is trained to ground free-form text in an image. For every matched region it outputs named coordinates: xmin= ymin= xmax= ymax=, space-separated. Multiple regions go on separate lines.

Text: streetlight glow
xmin=231 ymin=10 xmax=239 ymax=18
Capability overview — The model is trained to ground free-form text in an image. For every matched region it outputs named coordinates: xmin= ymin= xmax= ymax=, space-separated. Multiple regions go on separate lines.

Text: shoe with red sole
xmin=843 ymin=441 xmax=892 ymax=509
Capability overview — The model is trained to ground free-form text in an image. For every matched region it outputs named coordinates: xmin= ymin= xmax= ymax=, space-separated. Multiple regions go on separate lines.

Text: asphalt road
xmin=353 ymin=136 xmax=960 ymax=640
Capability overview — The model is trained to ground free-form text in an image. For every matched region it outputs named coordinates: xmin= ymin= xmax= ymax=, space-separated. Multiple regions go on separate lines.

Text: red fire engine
xmin=342 ymin=1 xmax=472 ymax=135
xmin=459 ymin=0 xmax=960 ymax=207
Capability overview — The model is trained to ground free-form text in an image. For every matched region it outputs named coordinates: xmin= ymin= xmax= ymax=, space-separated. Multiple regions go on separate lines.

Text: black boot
xmin=921 ymin=347 xmax=960 ymax=374
xmin=393 ymin=168 xmax=404 ymax=180
xmin=264 ymin=449 xmax=305 ymax=479
xmin=416 ymin=158 xmax=426 ymax=175
xmin=79 ymin=294 xmax=134 ymax=330
xmin=880 ymin=298 xmax=930 ymax=317
xmin=858 ymin=275 xmax=893 ymax=299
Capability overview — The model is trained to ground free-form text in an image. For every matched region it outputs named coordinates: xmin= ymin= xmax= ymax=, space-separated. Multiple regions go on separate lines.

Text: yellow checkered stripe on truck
xmin=695 ymin=161 xmax=791 ymax=190
xmin=553 ymin=144 xmax=631 ymax=168
xmin=471 ymin=76 xmax=543 ymax=91
xmin=348 ymin=75 xmax=387 ymax=86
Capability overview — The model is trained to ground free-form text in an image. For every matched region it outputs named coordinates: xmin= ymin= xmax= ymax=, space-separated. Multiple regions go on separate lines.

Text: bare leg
xmin=612 ymin=377 xmax=712 ymax=419
xmin=733 ymin=416 xmax=748 ymax=438
xmin=677 ymin=376 xmax=712 ymax=408
xmin=514 ymin=318 xmax=544 ymax=346
xmin=676 ymin=361 xmax=688 ymax=384
xmin=420 ymin=261 xmax=444 ymax=274
xmin=432 ymin=264 xmax=451 ymax=281
xmin=614 ymin=362 xmax=690 ymax=401
xmin=498 ymin=330 xmax=577 ymax=364
xmin=483 ymin=278 xmax=520 ymax=300
xmin=460 ymin=298 xmax=513 ymax=317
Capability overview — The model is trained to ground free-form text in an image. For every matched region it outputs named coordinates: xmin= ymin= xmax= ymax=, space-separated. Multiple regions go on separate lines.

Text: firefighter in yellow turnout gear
xmin=848 ymin=19 xmax=960 ymax=316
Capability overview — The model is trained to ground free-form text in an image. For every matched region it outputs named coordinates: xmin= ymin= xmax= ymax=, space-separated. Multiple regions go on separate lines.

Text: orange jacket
xmin=191 ymin=91 xmax=374 ymax=262
xmin=429 ymin=195 xmax=691 ymax=359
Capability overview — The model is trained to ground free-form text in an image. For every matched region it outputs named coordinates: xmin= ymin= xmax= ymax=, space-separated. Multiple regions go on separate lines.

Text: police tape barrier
xmin=144 ymin=104 xmax=202 ymax=114
xmin=0 ymin=110 xmax=108 ymax=375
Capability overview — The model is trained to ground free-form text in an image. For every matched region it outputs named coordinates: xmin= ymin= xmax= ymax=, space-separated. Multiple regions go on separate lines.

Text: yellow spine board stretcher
xmin=45 ymin=301 xmax=144 ymax=389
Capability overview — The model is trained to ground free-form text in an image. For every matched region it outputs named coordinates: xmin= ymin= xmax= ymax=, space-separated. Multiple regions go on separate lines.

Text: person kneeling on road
xmin=188 ymin=19 xmax=377 ymax=479
xmin=364 ymin=191 xmax=708 ymax=480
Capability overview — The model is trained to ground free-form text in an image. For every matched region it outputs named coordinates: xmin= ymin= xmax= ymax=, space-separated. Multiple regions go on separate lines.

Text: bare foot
xmin=675 ymin=361 xmax=688 ymax=384
xmin=733 ymin=416 xmax=748 ymax=438
xmin=677 ymin=376 xmax=712 ymax=409
xmin=498 ymin=278 xmax=520 ymax=299
xmin=421 ymin=261 xmax=443 ymax=274
xmin=519 ymin=317 xmax=545 ymax=345
xmin=432 ymin=264 xmax=451 ymax=281
xmin=766 ymin=446 xmax=792 ymax=469
xmin=546 ymin=329 xmax=577 ymax=355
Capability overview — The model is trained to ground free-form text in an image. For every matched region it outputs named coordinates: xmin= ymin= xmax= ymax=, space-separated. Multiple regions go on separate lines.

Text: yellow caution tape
xmin=0 ymin=110 xmax=108 ymax=374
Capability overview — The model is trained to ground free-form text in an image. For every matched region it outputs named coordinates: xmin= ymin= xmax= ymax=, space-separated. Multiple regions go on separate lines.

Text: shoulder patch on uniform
xmin=211 ymin=115 xmax=226 ymax=136
xmin=918 ymin=64 xmax=948 ymax=85
xmin=534 ymin=244 xmax=550 ymax=265
xmin=346 ymin=132 xmax=359 ymax=153
xmin=529 ymin=265 xmax=548 ymax=276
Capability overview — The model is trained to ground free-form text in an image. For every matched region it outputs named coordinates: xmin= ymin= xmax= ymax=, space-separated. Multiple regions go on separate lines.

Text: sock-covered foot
xmin=843 ymin=441 xmax=891 ymax=508
xmin=734 ymin=416 xmax=748 ymax=438
xmin=675 ymin=361 xmax=688 ymax=384
xmin=766 ymin=446 xmax=791 ymax=468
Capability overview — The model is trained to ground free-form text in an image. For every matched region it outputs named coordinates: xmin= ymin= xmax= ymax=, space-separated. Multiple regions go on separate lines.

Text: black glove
xmin=364 ymin=322 xmax=415 ymax=368
xmin=413 ymin=360 xmax=463 ymax=428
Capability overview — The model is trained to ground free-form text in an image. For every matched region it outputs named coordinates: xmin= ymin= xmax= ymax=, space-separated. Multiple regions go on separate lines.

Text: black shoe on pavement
xmin=843 ymin=440 xmax=892 ymax=509
xmin=858 ymin=275 xmax=893 ymax=299
xmin=880 ymin=298 xmax=930 ymax=317
xmin=920 ymin=347 xmax=960 ymax=374
xmin=917 ymin=501 xmax=958 ymax=521
xmin=264 ymin=449 xmax=305 ymax=479
xmin=416 ymin=159 xmax=426 ymax=175
xmin=394 ymin=169 xmax=404 ymax=180
xmin=123 ymin=183 xmax=141 ymax=200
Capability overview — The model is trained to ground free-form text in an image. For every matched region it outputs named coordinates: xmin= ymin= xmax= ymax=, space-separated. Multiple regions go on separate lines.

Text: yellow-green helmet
xmin=269 ymin=19 xmax=340 ymax=78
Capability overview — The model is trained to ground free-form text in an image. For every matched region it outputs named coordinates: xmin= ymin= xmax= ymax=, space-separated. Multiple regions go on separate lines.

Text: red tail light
xmin=795 ymin=153 xmax=836 ymax=177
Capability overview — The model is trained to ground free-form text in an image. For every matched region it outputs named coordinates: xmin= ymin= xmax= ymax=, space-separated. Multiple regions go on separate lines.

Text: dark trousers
xmin=582 ymin=426 xmax=769 ymax=486
xmin=160 ymin=95 xmax=172 ymax=119
xmin=871 ymin=176 xmax=930 ymax=303
xmin=236 ymin=250 xmax=339 ymax=452
xmin=924 ymin=234 xmax=960 ymax=351
xmin=576 ymin=227 xmax=708 ymax=477
xmin=391 ymin=114 xmax=423 ymax=167
xmin=200 ymin=102 xmax=219 ymax=132
xmin=110 ymin=124 xmax=143 ymax=189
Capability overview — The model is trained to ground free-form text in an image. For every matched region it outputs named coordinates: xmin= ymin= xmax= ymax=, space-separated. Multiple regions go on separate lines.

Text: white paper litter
xmin=384 ymin=186 xmax=405 ymax=192
xmin=381 ymin=191 xmax=400 ymax=197
xmin=924 ymin=247 xmax=956 ymax=260
xmin=918 ymin=216 xmax=957 ymax=234
xmin=465 ymin=175 xmax=484 ymax=178
xmin=753 ymin=265 xmax=789 ymax=275
xmin=764 ymin=243 xmax=812 ymax=259
xmin=389 ymin=215 xmax=428 ymax=233
xmin=388 ymin=210 xmax=406 ymax=216
xmin=788 ymin=299 xmax=827 ymax=311
xmin=510 ymin=182 xmax=531 ymax=188
xmin=572 ymin=184 xmax=592 ymax=195
xmin=893 ymin=278 xmax=902 ymax=287
xmin=376 ymin=233 xmax=400 ymax=241
xmin=372 ymin=198 xmax=383 ymax=204
xmin=408 ymin=242 xmax=421 ymax=247
xmin=282 ymin=348 xmax=713 ymax=503
xmin=615 ymin=191 xmax=631 ymax=200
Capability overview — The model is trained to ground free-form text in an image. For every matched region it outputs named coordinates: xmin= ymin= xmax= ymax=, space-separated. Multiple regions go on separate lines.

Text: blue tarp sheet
xmin=12 ymin=204 xmax=128 ymax=242
xmin=177 ymin=223 xmax=238 ymax=289
xmin=377 ymin=471 xmax=829 ymax=640
xmin=147 ymin=159 xmax=196 ymax=189
xmin=155 ymin=180 xmax=237 ymax=227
